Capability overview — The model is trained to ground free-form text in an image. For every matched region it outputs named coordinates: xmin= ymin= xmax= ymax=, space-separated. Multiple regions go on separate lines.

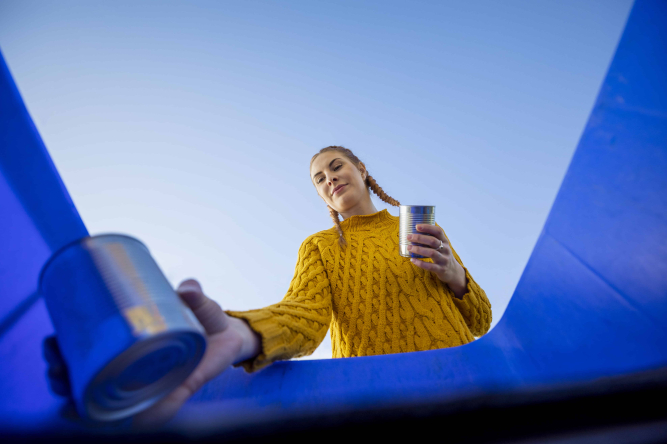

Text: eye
xmin=316 ymin=177 xmax=324 ymax=184
xmin=333 ymin=164 xmax=342 ymax=171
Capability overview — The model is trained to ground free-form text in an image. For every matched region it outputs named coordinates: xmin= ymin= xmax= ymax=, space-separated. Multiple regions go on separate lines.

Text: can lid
xmin=399 ymin=205 xmax=435 ymax=215
xmin=83 ymin=330 xmax=206 ymax=422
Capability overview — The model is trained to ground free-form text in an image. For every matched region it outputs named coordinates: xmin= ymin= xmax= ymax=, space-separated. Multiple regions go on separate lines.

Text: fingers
xmin=416 ymin=224 xmax=448 ymax=242
xmin=43 ymin=335 xmax=64 ymax=366
xmin=407 ymin=243 xmax=450 ymax=263
xmin=409 ymin=225 xmax=451 ymax=261
xmin=410 ymin=257 xmax=440 ymax=274
xmin=48 ymin=364 xmax=72 ymax=397
xmin=177 ymin=279 xmax=229 ymax=335
xmin=177 ymin=278 xmax=205 ymax=297
xmin=407 ymin=233 xmax=440 ymax=249
xmin=407 ymin=243 xmax=435 ymax=258
xmin=43 ymin=335 xmax=73 ymax=398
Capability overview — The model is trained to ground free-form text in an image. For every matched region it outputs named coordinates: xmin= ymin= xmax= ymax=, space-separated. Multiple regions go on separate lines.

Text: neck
xmin=339 ymin=197 xmax=378 ymax=220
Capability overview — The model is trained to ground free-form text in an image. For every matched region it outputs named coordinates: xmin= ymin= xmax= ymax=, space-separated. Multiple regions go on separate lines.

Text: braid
xmin=311 ymin=145 xmax=400 ymax=249
xmin=366 ymin=175 xmax=400 ymax=207
xmin=328 ymin=205 xmax=347 ymax=248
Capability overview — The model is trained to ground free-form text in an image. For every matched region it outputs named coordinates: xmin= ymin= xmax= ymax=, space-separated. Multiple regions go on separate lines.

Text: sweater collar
xmin=340 ymin=209 xmax=396 ymax=232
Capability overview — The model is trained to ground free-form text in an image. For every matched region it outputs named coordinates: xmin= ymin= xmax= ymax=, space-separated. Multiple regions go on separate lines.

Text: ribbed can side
xmin=399 ymin=206 xmax=436 ymax=258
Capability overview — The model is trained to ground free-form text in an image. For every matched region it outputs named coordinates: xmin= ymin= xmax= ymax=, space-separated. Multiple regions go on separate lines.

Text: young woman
xmin=45 ymin=145 xmax=491 ymax=426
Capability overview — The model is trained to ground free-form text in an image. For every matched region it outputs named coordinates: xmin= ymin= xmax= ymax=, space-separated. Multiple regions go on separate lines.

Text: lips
xmin=332 ymin=184 xmax=347 ymax=196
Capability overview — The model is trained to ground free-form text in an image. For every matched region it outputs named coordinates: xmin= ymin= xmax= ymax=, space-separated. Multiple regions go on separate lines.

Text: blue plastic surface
xmin=0 ymin=0 xmax=665 ymax=433
xmin=0 ymin=47 xmax=88 ymax=427
xmin=180 ymin=0 xmax=667 ymax=424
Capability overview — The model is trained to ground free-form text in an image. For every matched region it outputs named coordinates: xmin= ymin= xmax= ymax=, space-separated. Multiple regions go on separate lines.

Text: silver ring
xmin=437 ymin=240 xmax=445 ymax=251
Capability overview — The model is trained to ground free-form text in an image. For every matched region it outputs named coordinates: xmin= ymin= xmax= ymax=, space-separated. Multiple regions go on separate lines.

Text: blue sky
xmin=0 ymin=0 xmax=633 ymax=359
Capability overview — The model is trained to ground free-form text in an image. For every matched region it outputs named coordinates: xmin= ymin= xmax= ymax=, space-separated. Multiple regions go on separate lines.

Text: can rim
xmin=83 ymin=328 xmax=206 ymax=421
xmin=399 ymin=205 xmax=436 ymax=214
xmin=38 ymin=233 xmax=149 ymax=294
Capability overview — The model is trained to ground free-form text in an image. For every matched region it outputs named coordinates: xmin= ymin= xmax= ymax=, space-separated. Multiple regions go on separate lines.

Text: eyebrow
xmin=312 ymin=158 xmax=341 ymax=181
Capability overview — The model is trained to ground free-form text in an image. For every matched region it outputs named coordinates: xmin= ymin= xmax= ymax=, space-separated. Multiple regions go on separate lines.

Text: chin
xmin=332 ymin=195 xmax=357 ymax=213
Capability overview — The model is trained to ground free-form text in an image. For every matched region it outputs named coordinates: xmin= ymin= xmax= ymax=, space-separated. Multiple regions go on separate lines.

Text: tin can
xmin=40 ymin=234 xmax=206 ymax=422
xmin=399 ymin=205 xmax=436 ymax=258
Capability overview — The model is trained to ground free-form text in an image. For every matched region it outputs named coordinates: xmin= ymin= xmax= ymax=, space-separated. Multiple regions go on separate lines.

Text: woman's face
xmin=310 ymin=151 xmax=368 ymax=213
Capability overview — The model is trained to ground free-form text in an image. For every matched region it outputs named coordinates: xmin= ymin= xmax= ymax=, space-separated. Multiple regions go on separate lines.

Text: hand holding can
xmin=399 ymin=205 xmax=436 ymax=258
xmin=40 ymin=235 xmax=207 ymax=422
xmin=401 ymin=214 xmax=469 ymax=298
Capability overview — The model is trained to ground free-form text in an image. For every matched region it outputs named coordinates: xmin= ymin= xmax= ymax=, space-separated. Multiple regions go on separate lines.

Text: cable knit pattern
xmin=228 ymin=209 xmax=492 ymax=372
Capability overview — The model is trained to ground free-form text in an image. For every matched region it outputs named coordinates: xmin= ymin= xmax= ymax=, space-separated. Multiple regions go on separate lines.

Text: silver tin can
xmin=40 ymin=234 xmax=206 ymax=422
xmin=399 ymin=205 xmax=436 ymax=258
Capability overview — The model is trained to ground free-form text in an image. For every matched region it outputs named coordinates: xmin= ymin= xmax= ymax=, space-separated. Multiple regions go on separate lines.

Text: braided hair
xmin=310 ymin=146 xmax=400 ymax=248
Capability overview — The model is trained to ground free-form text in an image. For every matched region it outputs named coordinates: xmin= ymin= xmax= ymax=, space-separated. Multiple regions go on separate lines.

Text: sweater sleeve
xmin=438 ymin=226 xmax=492 ymax=337
xmin=226 ymin=236 xmax=332 ymax=372
xmin=449 ymin=244 xmax=492 ymax=337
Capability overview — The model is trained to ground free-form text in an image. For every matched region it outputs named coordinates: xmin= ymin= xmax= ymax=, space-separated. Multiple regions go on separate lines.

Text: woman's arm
xmin=447 ymin=247 xmax=492 ymax=337
xmin=229 ymin=316 xmax=262 ymax=364
xmin=227 ymin=235 xmax=333 ymax=372
xmin=435 ymin=256 xmax=467 ymax=299
xmin=406 ymin=224 xmax=492 ymax=337
xmin=45 ymin=237 xmax=331 ymax=425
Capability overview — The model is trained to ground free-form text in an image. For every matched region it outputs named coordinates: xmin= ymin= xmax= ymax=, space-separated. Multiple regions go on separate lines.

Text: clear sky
xmin=0 ymin=0 xmax=632 ymax=359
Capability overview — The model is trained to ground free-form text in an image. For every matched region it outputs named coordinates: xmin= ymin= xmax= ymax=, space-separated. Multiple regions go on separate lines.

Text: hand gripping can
xmin=399 ymin=205 xmax=436 ymax=258
xmin=40 ymin=234 xmax=206 ymax=422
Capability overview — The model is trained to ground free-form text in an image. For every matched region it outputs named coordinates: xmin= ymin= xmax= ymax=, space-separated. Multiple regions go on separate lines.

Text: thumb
xmin=176 ymin=279 xmax=229 ymax=334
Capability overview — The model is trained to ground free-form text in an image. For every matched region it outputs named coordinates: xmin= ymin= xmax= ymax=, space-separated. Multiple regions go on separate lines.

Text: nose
xmin=327 ymin=174 xmax=338 ymax=187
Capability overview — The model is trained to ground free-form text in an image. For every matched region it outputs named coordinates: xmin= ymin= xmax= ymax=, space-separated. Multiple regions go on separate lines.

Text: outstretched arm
xmin=227 ymin=236 xmax=333 ymax=372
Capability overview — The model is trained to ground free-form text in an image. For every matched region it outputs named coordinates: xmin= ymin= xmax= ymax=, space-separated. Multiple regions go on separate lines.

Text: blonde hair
xmin=310 ymin=146 xmax=400 ymax=247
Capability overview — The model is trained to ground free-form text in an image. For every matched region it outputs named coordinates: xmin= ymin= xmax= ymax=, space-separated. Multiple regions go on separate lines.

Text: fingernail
xmin=178 ymin=283 xmax=199 ymax=293
xmin=407 ymin=245 xmax=413 ymax=250
xmin=407 ymin=234 xmax=413 ymax=240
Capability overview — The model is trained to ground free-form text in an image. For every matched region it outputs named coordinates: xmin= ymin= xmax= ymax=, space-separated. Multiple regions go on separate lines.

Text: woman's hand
xmin=407 ymin=224 xmax=468 ymax=299
xmin=133 ymin=279 xmax=261 ymax=427
xmin=43 ymin=279 xmax=261 ymax=428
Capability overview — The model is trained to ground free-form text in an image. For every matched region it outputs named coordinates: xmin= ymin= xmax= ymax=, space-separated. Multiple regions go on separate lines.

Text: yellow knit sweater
xmin=228 ymin=209 xmax=492 ymax=372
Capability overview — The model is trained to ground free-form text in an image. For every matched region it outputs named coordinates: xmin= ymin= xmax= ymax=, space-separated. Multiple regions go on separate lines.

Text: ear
xmin=358 ymin=162 xmax=368 ymax=181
